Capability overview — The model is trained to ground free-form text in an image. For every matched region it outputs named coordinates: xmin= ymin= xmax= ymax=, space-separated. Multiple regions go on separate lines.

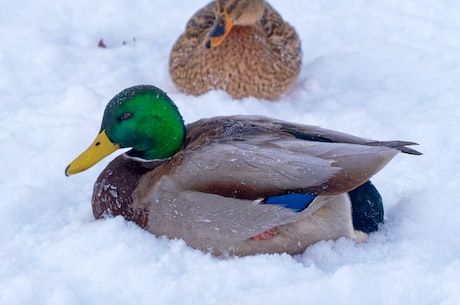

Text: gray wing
xmin=172 ymin=135 xmax=400 ymax=197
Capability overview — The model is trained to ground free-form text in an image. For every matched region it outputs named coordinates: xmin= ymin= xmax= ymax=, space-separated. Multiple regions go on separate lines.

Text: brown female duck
xmin=169 ymin=0 xmax=302 ymax=100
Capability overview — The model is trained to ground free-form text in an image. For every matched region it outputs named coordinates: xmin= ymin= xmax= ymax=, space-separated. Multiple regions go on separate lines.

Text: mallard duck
xmin=65 ymin=85 xmax=421 ymax=256
xmin=169 ymin=0 xmax=302 ymax=100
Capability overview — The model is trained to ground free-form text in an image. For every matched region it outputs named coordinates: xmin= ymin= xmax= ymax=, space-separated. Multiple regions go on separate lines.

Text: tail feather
xmin=367 ymin=141 xmax=422 ymax=155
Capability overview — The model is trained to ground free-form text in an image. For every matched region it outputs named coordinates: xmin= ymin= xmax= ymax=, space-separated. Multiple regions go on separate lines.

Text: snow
xmin=1 ymin=0 xmax=459 ymax=304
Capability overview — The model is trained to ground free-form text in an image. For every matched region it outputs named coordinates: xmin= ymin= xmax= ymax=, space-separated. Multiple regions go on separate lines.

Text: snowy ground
xmin=1 ymin=0 xmax=459 ymax=304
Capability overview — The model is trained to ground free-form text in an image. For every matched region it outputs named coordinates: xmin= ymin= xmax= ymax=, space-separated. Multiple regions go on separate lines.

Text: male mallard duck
xmin=169 ymin=0 xmax=302 ymax=100
xmin=65 ymin=85 xmax=420 ymax=256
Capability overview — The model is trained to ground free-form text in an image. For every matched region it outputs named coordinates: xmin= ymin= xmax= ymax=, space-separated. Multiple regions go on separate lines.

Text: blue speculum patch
xmin=264 ymin=193 xmax=317 ymax=212
xmin=209 ymin=24 xmax=225 ymax=37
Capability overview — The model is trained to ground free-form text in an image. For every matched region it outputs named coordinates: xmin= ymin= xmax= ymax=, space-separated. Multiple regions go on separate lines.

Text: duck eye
xmin=119 ymin=112 xmax=133 ymax=121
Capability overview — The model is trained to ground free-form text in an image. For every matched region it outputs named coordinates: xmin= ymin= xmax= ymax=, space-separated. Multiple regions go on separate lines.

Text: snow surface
xmin=1 ymin=0 xmax=459 ymax=304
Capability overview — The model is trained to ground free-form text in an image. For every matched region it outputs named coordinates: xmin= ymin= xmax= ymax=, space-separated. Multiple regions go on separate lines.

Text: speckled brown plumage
xmin=169 ymin=0 xmax=302 ymax=100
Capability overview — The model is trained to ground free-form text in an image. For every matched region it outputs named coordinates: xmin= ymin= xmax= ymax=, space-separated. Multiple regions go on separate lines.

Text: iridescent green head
xmin=65 ymin=85 xmax=185 ymax=176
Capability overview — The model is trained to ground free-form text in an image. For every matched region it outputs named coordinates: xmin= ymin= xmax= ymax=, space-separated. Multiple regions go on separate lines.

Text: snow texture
xmin=1 ymin=1 xmax=459 ymax=304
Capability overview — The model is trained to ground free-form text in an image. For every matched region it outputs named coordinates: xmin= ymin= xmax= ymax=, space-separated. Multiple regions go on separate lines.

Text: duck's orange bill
xmin=65 ymin=129 xmax=120 ymax=176
xmin=205 ymin=14 xmax=234 ymax=48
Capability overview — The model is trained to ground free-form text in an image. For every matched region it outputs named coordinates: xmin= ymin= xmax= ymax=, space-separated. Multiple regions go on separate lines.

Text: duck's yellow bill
xmin=65 ymin=130 xmax=120 ymax=176
xmin=205 ymin=14 xmax=233 ymax=48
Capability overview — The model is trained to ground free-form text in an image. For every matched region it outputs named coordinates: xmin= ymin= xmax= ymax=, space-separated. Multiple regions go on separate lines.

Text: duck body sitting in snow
xmin=169 ymin=0 xmax=302 ymax=100
xmin=66 ymin=85 xmax=421 ymax=256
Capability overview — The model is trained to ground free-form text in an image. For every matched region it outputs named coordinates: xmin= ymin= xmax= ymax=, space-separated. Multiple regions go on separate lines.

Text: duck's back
xmin=165 ymin=115 xmax=413 ymax=199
